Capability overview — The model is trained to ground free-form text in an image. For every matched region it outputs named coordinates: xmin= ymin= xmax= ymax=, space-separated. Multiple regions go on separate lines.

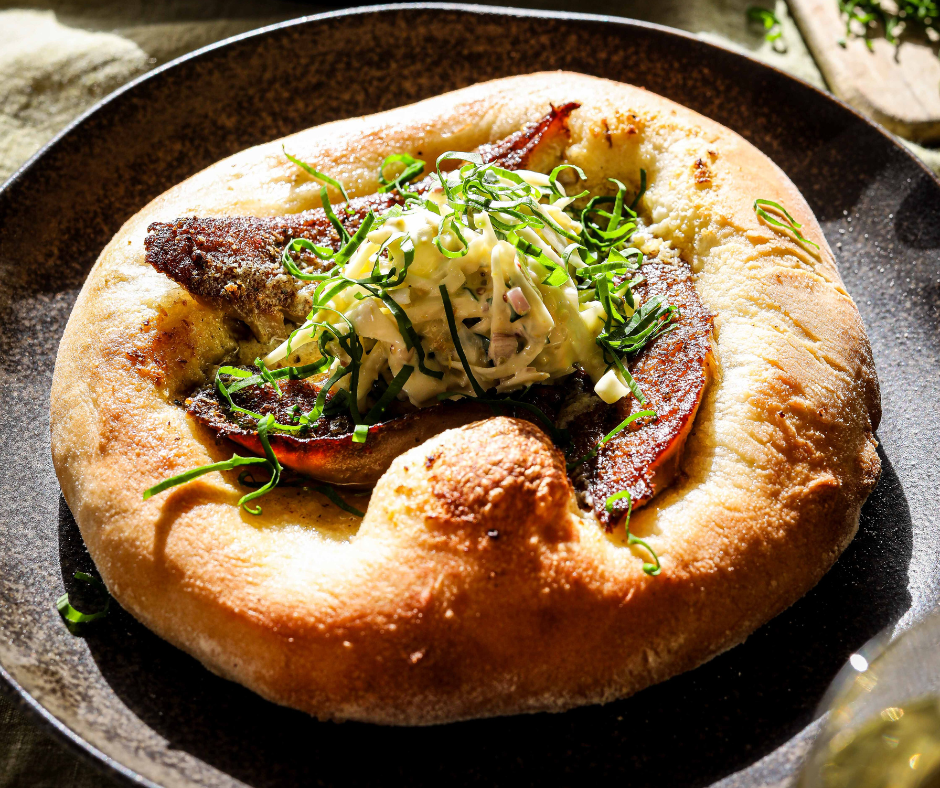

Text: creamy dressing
xmin=266 ymin=168 xmax=642 ymax=409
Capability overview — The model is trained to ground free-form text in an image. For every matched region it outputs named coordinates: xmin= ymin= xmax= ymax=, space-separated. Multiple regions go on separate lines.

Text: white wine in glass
xmin=800 ymin=610 xmax=940 ymax=788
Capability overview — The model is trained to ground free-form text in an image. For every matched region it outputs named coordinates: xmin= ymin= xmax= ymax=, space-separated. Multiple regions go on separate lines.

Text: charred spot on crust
xmin=693 ymin=158 xmax=712 ymax=185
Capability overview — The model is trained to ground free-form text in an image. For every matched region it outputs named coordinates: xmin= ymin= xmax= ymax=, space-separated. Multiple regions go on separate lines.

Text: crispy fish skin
xmin=143 ymin=192 xmax=400 ymax=341
xmin=472 ymin=101 xmax=577 ymax=172
xmin=186 ymin=377 xmax=567 ymax=487
xmin=143 ymin=103 xmax=578 ymax=341
xmin=567 ymin=259 xmax=714 ymax=527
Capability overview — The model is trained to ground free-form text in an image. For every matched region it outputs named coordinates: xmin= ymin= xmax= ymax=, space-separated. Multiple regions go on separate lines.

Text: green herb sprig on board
xmin=838 ymin=0 xmax=940 ymax=52
xmin=746 ymin=6 xmax=783 ymax=42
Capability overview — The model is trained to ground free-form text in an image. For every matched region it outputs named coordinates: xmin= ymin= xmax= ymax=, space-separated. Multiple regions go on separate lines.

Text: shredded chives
xmin=754 ymin=199 xmax=820 ymax=250
xmin=143 ymin=454 xmax=271 ymax=500
xmin=365 ymin=365 xmax=414 ymax=423
xmin=282 ymin=147 xmax=350 ymax=201
xmin=236 ymin=468 xmax=366 ymax=517
xmin=603 ymin=490 xmax=661 ymax=575
xmin=57 ymin=572 xmax=110 ymax=632
xmin=378 ymin=153 xmax=425 ymax=194
xmin=371 ymin=288 xmax=442 ymax=380
xmin=439 ymin=284 xmax=487 ymax=398
xmin=548 ymin=163 xmax=587 ymax=197
xmin=309 ymin=484 xmax=366 ymax=517
xmin=630 ymin=169 xmax=647 ymax=211
xmin=434 ymin=215 xmax=471 ymax=259
xmin=567 ymin=409 xmax=656 ymax=471
xmin=235 ymin=415 xmax=281 ymax=514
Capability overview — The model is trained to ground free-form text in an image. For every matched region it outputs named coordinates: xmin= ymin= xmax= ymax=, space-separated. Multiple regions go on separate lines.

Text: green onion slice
xmin=378 ymin=153 xmax=425 ymax=194
xmin=309 ymin=485 xmax=366 ymax=517
xmin=753 ymin=199 xmax=820 ymax=250
xmin=236 ymin=414 xmax=282 ymax=514
xmin=440 ymin=284 xmax=487 ymax=398
xmin=283 ymin=147 xmax=350 ymax=202
xmin=604 ymin=489 xmax=661 ymax=575
xmin=143 ymin=454 xmax=271 ymax=500
xmin=365 ymin=365 xmax=414 ymax=423
xmin=56 ymin=572 xmax=110 ymax=630
xmin=548 ymin=163 xmax=587 ymax=197
xmin=567 ymin=409 xmax=656 ymax=471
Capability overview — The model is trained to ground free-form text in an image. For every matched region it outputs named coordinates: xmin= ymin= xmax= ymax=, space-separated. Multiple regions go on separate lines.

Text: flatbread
xmin=50 ymin=72 xmax=881 ymax=725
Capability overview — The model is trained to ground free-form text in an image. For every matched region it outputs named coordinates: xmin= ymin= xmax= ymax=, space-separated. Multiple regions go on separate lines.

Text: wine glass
xmin=798 ymin=608 xmax=940 ymax=787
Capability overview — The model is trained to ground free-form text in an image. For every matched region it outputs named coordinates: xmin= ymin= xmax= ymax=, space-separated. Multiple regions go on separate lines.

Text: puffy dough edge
xmin=50 ymin=71 xmax=881 ymax=725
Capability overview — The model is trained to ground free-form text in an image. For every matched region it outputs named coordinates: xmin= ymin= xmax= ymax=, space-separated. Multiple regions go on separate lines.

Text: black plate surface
xmin=1 ymin=5 xmax=938 ymax=787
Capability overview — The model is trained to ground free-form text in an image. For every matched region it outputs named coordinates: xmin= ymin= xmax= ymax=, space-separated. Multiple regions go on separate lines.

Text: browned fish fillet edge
xmin=566 ymin=259 xmax=715 ymax=528
xmin=143 ymin=103 xmax=579 ymax=341
xmin=185 ymin=376 xmax=568 ymax=487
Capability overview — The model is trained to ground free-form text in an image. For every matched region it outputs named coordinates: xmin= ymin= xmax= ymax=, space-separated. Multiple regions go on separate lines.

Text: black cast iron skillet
xmin=1 ymin=5 xmax=938 ymax=787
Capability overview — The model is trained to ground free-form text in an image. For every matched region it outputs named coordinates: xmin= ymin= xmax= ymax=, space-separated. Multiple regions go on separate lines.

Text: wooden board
xmin=789 ymin=0 xmax=940 ymax=143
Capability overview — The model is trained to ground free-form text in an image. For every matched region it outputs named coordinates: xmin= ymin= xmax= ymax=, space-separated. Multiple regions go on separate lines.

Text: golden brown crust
xmin=50 ymin=72 xmax=881 ymax=724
